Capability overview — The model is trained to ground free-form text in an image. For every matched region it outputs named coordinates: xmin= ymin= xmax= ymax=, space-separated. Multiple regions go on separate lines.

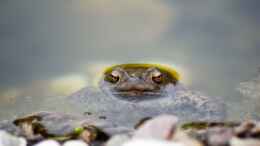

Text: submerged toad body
xmin=68 ymin=64 xmax=226 ymax=127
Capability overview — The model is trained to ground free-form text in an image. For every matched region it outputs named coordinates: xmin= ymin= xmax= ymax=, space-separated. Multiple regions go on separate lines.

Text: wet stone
xmin=181 ymin=122 xmax=237 ymax=146
xmin=234 ymin=121 xmax=260 ymax=139
xmin=8 ymin=112 xmax=110 ymax=145
xmin=79 ymin=125 xmax=109 ymax=144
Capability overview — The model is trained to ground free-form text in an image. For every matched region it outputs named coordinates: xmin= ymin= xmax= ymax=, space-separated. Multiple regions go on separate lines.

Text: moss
xmin=74 ymin=127 xmax=84 ymax=135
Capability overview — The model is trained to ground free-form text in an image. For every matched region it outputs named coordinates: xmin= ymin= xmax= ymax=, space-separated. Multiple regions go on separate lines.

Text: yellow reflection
xmin=0 ymin=88 xmax=20 ymax=103
xmin=103 ymin=63 xmax=181 ymax=81
xmin=50 ymin=74 xmax=88 ymax=96
xmin=85 ymin=61 xmax=117 ymax=87
xmin=84 ymin=61 xmax=192 ymax=86
xmin=145 ymin=61 xmax=191 ymax=85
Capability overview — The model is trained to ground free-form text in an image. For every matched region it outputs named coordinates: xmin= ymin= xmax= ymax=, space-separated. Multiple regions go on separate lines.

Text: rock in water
xmin=13 ymin=112 xmax=110 ymax=144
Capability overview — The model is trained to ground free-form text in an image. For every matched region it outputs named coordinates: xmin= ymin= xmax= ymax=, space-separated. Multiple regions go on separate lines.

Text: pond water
xmin=0 ymin=0 xmax=259 ymax=121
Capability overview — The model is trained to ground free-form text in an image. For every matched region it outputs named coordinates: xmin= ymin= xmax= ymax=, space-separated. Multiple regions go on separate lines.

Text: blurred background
xmin=0 ymin=0 xmax=259 ymax=120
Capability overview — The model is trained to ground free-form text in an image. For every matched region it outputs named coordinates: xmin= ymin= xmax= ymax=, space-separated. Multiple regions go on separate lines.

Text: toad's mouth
xmin=111 ymin=90 xmax=166 ymax=101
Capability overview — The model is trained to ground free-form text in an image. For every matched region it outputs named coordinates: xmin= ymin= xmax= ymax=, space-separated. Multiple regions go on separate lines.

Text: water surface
xmin=0 ymin=0 xmax=259 ymax=121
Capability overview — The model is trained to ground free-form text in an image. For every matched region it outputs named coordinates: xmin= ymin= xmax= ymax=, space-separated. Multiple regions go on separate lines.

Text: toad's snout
xmin=114 ymin=78 xmax=159 ymax=92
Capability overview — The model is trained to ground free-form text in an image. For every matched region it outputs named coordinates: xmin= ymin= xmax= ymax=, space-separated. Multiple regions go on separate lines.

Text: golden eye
xmin=152 ymin=73 xmax=163 ymax=84
xmin=105 ymin=71 xmax=120 ymax=83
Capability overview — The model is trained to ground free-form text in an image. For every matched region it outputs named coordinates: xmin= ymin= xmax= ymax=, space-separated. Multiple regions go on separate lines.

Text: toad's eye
xmin=152 ymin=72 xmax=163 ymax=84
xmin=105 ymin=71 xmax=120 ymax=83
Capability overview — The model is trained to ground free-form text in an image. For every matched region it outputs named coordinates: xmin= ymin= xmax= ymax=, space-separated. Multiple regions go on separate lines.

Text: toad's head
xmin=99 ymin=64 xmax=180 ymax=102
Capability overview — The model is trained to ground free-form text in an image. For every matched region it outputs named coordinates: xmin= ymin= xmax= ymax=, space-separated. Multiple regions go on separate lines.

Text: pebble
xmin=34 ymin=140 xmax=60 ymax=146
xmin=172 ymin=131 xmax=202 ymax=146
xmin=63 ymin=140 xmax=89 ymax=146
xmin=207 ymin=127 xmax=233 ymax=146
xmin=105 ymin=134 xmax=131 ymax=146
xmin=0 ymin=130 xmax=26 ymax=146
xmin=133 ymin=115 xmax=178 ymax=140
xmin=3 ymin=112 xmax=260 ymax=146
xmin=122 ymin=139 xmax=183 ymax=146
xmin=234 ymin=120 xmax=260 ymax=138
xmin=0 ymin=120 xmax=22 ymax=136
xmin=230 ymin=137 xmax=260 ymax=146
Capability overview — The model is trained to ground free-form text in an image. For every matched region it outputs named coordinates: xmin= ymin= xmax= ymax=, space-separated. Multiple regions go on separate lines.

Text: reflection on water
xmin=0 ymin=0 xmax=259 ymax=120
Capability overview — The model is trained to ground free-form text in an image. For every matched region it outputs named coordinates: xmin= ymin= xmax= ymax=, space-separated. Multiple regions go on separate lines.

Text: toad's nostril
xmin=116 ymin=82 xmax=157 ymax=92
xmin=135 ymin=84 xmax=154 ymax=91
